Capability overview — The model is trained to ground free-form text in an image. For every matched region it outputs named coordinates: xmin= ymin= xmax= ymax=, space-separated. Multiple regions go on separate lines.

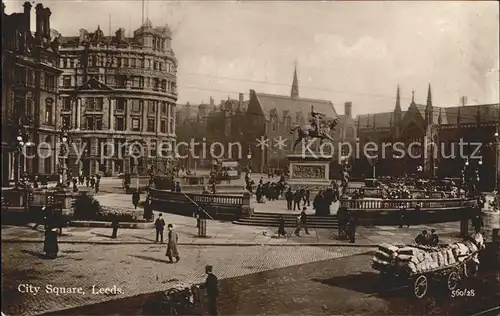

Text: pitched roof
xmin=76 ymin=78 xmax=113 ymax=91
xmin=355 ymin=112 xmax=394 ymax=129
xmin=254 ymin=92 xmax=337 ymax=121
xmin=355 ymin=103 xmax=500 ymax=129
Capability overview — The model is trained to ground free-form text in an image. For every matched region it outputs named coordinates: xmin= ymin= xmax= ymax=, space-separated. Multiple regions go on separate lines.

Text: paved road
xmin=39 ymin=252 xmax=499 ymax=316
xmin=1 ymin=243 xmax=369 ymax=316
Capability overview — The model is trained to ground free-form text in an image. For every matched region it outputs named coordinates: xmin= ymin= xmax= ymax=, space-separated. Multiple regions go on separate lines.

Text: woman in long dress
xmin=166 ymin=224 xmax=180 ymax=263
xmin=43 ymin=226 xmax=59 ymax=259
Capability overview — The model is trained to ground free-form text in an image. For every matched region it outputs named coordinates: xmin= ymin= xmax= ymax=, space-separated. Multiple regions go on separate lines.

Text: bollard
xmin=198 ymin=218 xmax=207 ymax=237
xmin=111 ymin=220 xmax=119 ymax=238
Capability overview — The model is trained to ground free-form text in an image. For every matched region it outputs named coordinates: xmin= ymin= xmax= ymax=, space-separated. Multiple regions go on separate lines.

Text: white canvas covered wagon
xmin=372 ymin=233 xmax=485 ymax=298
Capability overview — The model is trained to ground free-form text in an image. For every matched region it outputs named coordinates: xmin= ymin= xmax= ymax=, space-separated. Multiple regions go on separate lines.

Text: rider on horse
xmin=310 ymin=106 xmax=324 ymax=136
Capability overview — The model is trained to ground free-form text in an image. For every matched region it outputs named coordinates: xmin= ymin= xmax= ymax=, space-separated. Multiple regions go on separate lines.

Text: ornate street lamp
xmin=247 ymin=147 xmax=252 ymax=172
xmin=56 ymin=122 xmax=71 ymax=189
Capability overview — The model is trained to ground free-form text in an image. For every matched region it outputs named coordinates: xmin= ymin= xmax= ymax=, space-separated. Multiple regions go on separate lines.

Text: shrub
xmin=73 ymin=193 xmax=101 ymax=220
xmin=154 ymin=176 xmax=174 ymax=190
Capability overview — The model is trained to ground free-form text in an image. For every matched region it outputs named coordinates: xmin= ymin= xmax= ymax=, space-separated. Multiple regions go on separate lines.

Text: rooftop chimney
xmin=238 ymin=93 xmax=244 ymax=108
xmin=460 ymin=96 xmax=467 ymax=106
xmin=210 ymin=96 xmax=214 ymax=106
xmin=115 ymin=28 xmax=125 ymax=41
xmin=35 ymin=4 xmax=44 ymax=39
xmin=344 ymin=102 xmax=352 ymax=118
xmin=23 ymin=2 xmax=31 ymax=31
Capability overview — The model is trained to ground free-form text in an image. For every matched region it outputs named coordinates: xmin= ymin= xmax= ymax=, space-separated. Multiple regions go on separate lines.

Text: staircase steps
xmin=233 ymin=212 xmax=338 ymax=228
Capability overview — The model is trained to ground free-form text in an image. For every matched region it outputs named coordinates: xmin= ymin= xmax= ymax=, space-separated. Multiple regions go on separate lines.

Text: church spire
xmin=291 ymin=62 xmax=299 ymax=99
xmin=395 ymin=85 xmax=401 ymax=112
xmin=426 ymin=83 xmax=432 ymax=107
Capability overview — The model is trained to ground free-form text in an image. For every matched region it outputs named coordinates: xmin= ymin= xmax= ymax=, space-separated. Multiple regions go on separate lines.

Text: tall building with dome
xmin=58 ymin=19 xmax=177 ymax=176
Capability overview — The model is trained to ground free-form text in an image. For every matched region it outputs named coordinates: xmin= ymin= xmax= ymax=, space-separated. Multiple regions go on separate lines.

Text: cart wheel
xmin=413 ymin=275 xmax=428 ymax=299
xmin=447 ymin=270 xmax=460 ymax=291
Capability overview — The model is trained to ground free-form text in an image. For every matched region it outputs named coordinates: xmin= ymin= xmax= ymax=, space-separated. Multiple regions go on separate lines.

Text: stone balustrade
xmin=345 ymin=187 xmax=455 ymax=199
xmin=149 ymin=188 xmax=252 ymax=221
xmin=340 ymin=198 xmax=474 ymax=210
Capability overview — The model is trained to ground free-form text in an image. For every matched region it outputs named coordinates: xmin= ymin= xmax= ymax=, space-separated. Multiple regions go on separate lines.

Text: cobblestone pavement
xmin=1 ymin=242 xmax=371 ymax=316
xmin=30 ymin=252 xmax=500 ymax=316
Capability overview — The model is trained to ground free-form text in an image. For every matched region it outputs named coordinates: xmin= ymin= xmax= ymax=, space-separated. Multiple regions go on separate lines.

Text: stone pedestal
xmin=286 ymin=153 xmax=332 ymax=192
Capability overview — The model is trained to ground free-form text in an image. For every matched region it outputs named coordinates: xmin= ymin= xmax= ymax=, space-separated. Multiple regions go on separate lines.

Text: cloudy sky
xmin=5 ymin=0 xmax=500 ymax=115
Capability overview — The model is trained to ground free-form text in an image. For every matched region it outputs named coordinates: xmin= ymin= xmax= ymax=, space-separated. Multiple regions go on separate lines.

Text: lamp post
xmin=247 ymin=147 xmax=252 ymax=173
xmin=494 ymin=131 xmax=499 ymax=190
xmin=57 ymin=122 xmax=71 ymax=189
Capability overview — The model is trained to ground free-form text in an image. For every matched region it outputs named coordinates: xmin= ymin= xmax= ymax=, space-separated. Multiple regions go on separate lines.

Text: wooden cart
xmin=376 ymin=251 xmax=479 ymax=299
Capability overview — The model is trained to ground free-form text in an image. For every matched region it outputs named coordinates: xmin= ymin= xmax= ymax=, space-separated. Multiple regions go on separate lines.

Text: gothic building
xmin=1 ymin=2 xmax=61 ymax=186
xmin=244 ymin=66 xmax=357 ymax=173
xmin=355 ymin=85 xmax=500 ymax=189
xmin=58 ymin=19 xmax=177 ymax=176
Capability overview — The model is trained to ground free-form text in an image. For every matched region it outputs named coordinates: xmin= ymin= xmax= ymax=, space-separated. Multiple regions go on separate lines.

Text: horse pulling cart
xmin=372 ymin=233 xmax=485 ymax=299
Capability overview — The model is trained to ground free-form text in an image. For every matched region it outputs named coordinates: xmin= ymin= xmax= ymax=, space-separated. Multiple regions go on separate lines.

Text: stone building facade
xmin=243 ymin=67 xmax=357 ymax=173
xmin=355 ymin=85 xmax=500 ymax=190
xmin=58 ymin=19 xmax=177 ymax=176
xmin=1 ymin=2 xmax=62 ymax=186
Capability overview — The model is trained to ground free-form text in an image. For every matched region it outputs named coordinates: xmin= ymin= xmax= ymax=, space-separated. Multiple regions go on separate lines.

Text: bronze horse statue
xmin=289 ymin=118 xmax=339 ymax=152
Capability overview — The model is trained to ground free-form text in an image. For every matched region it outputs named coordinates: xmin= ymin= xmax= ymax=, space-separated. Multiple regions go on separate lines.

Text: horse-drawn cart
xmin=372 ymin=233 xmax=485 ymax=299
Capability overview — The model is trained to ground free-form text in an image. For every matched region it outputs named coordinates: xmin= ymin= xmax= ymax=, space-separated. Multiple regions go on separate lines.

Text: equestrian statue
xmin=289 ymin=106 xmax=339 ymax=152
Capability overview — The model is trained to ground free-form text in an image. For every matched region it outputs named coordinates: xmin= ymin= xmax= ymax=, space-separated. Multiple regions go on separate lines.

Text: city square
xmin=2 ymin=0 xmax=500 ymax=315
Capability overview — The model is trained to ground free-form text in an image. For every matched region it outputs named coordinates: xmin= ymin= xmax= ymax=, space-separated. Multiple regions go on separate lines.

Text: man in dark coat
xmin=285 ymin=188 xmax=293 ymax=210
xmin=132 ymin=191 xmax=140 ymax=209
xmin=155 ymin=214 xmax=165 ymax=243
xmin=277 ymin=216 xmax=287 ymax=237
xmin=346 ymin=211 xmax=357 ymax=243
xmin=293 ymin=190 xmax=302 ymax=211
xmin=299 ymin=207 xmax=310 ymax=235
xmin=165 ymin=224 xmax=180 ymax=263
xmin=203 ymin=265 xmax=219 ymax=316
xmin=304 ymin=189 xmax=310 ymax=207
xmin=415 ymin=230 xmax=429 ymax=245
xmin=430 ymin=229 xmax=439 ymax=246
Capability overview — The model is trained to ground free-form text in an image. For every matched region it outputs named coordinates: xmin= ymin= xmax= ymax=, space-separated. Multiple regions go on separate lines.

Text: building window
xmin=70 ymin=59 xmax=75 ymax=68
xmin=123 ymin=58 xmax=129 ymax=67
xmin=285 ymin=116 xmax=291 ymax=131
xmin=106 ymin=75 xmax=115 ymax=86
xmin=85 ymin=116 xmax=102 ymax=130
xmin=62 ymin=75 xmax=71 ymax=88
xmin=62 ymin=97 xmax=71 ymax=111
xmin=62 ymin=115 xmax=71 ymax=127
xmin=132 ymin=99 xmax=141 ymax=112
xmin=148 ymin=101 xmax=156 ymax=113
xmin=161 ymin=103 xmax=167 ymax=114
xmin=161 ymin=80 xmax=167 ymax=92
xmin=115 ymin=117 xmax=125 ymax=131
xmin=153 ymin=78 xmax=159 ymax=91
xmin=271 ymin=115 xmax=278 ymax=131
xmin=45 ymin=100 xmax=53 ymax=125
xmin=131 ymin=58 xmax=136 ymax=68
xmin=63 ymin=58 xmax=68 ymax=68
xmin=27 ymin=70 xmax=35 ymax=87
xmin=116 ymin=98 xmax=125 ymax=112
xmin=160 ymin=120 xmax=166 ymax=133
xmin=131 ymin=118 xmax=141 ymax=131
xmin=147 ymin=119 xmax=155 ymax=132
xmin=153 ymin=61 xmax=158 ymax=70
xmin=86 ymin=98 xmax=103 ymax=111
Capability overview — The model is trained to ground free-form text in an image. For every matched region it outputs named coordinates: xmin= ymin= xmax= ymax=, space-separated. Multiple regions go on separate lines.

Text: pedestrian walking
xmin=165 ymin=224 xmax=180 ymax=263
xmin=132 ymin=191 xmax=140 ymax=209
xmin=33 ymin=206 xmax=48 ymax=230
xmin=111 ymin=220 xmax=119 ymax=238
xmin=203 ymin=265 xmax=219 ymax=316
xmin=304 ymin=189 xmax=310 ymax=207
xmin=277 ymin=215 xmax=287 ymax=237
xmin=294 ymin=215 xmax=302 ymax=236
xmin=155 ymin=214 xmax=165 ymax=243
xmin=299 ymin=207 xmax=310 ymax=235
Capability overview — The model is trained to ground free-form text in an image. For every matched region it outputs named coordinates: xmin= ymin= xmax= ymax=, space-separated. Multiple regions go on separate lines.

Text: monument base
xmin=286 ymin=153 xmax=333 ymax=192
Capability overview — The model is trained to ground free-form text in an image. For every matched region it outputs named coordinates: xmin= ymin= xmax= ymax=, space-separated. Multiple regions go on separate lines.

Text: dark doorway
xmin=83 ymin=159 xmax=91 ymax=176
